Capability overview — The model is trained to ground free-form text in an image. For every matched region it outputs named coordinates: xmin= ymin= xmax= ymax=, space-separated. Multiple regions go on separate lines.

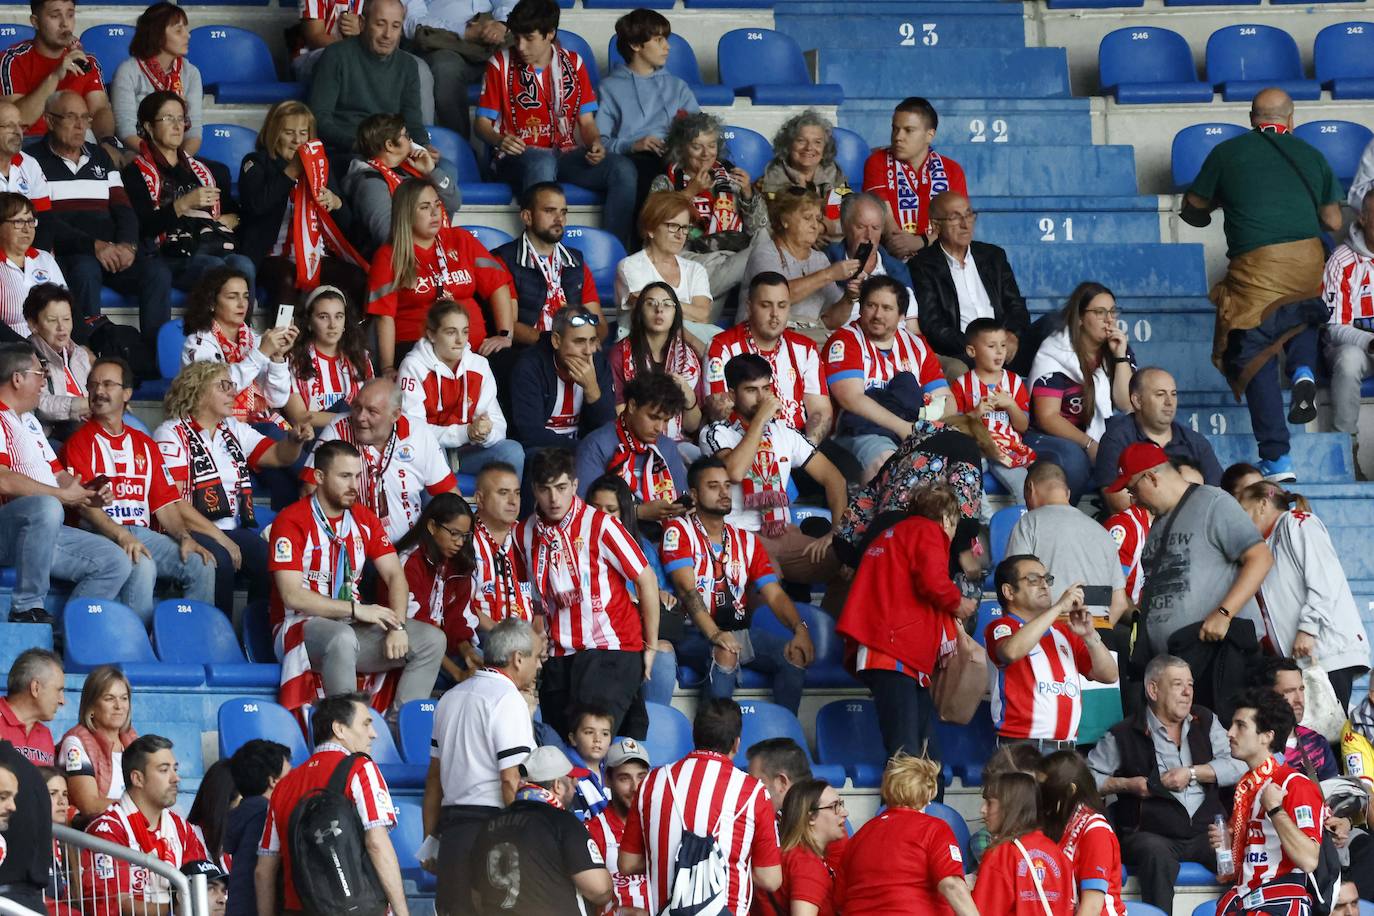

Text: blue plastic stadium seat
xmin=720 ymin=125 xmax=771 ymax=182
xmin=933 ymin=702 xmax=997 ymax=785
xmin=189 ymin=26 xmax=303 ymax=104
xmin=586 ymin=0 xmax=671 ymax=8
xmin=460 ymin=225 xmax=514 ymax=252
xmin=686 ymin=0 xmax=772 ymax=7
xmin=749 ymin=603 xmax=850 ymax=688
xmin=152 ymin=599 xmax=279 ymax=688
xmin=1127 ymin=904 xmax=1170 ymax=916
xmin=733 ymin=700 xmax=847 ymax=786
xmin=641 ymin=701 xmax=693 ymax=765
xmin=562 ymin=225 xmax=625 ymax=297
xmin=391 ymin=800 xmax=436 ymax=891
xmin=922 ymin=802 xmax=972 ymax=871
xmin=0 ymin=25 xmax=35 ymax=45
xmin=1294 ymin=120 xmax=1374 ymax=185
xmin=1050 ymin=0 xmax=1142 ymax=6
xmin=717 ymin=30 xmax=844 ymax=106
xmin=199 ymin=124 xmax=257 ymax=191
xmin=985 ymin=505 xmax=1027 ymax=586
xmin=218 ymin=697 xmax=309 ymax=764
xmin=1171 ymin=123 xmax=1248 ymax=190
xmin=1192 ymin=901 xmax=1218 ymax=916
xmin=455 ymin=472 xmax=476 ymax=495
xmin=79 ymin=24 xmax=134 ymax=75
xmin=364 ymin=708 xmax=426 ymax=787
xmin=63 ymin=598 xmax=205 ymax=686
xmin=1176 ymin=861 xmax=1218 ymax=885
xmin=428 ymin=125 xmax=512 ymax=205
xmin=815 ymin=699 xmax=886 ymax=787
xmin=0 ymin=622 xmax=51 ymax=678
xmin=1098 ymin=27 xmax=1213 ymax=104
xmin=831 ymin=128 xmax=869 ymax=189
xmin=1205 ymin=25 xmax=1320 ymax=102
xmin=789 ymin=505 xmax=831 ymax=527
xmin=1165 ymin=0 xmax=1258 ymax=6
xmin=556 ymin=30 xmax=599 ymax=91
xmin=605 ymin=33 xmax=734 ymax=107
xmin=1316 ymin=23 xmax=1374 ymax=99
xmin=241 ymin=600 xmax=275 ymax=664
xmin=398 ymin=698 xmax=436 ymax=767
xmin=972 ymin=599 xmax=1003 ymax=646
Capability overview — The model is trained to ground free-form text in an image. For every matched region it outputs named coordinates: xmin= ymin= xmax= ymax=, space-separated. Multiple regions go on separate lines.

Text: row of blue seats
xmin=1101 ymin=22 xmax=1374 ymax=103
xmin=1171 ymin=119 xmax=1371 ymax=189
xmin=1057 ymin=0 xmax=1358 ymax=8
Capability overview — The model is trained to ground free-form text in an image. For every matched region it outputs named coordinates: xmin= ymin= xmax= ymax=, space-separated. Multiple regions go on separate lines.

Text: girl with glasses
xmin=110 ymin=2 xmax=204 ymax=156
xmin=0 ymin=193 xmax=65 ymax=338
xmin=609 ymin=281 xmax=702 ymax=448
xmin=759 ymin=777 xmax=847 ymax=916
xmin=615 ymin=190 xmax=717 ymax=350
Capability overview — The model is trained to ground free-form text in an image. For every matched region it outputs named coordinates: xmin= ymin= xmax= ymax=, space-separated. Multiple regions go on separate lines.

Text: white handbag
xmin=1299 ymin=657 xmax=1346 ymax=741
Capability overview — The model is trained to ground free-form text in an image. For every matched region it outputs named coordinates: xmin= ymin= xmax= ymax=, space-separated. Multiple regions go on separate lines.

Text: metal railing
xmin=47 ymin=823 xmax=208 ymax=916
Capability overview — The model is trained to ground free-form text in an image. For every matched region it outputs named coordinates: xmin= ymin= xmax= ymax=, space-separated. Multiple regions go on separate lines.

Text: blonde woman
xmin=57 ymin=666 xmax=137 ymax=818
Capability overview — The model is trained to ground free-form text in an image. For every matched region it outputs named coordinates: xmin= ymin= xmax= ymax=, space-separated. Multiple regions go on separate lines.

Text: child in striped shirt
xmin=950 ymin=318 xmax=1034 ymax=501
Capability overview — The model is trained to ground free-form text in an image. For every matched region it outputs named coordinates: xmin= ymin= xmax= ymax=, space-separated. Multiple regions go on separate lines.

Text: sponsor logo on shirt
xmin=274 ymin=538 xmax=293 ymax=562
xmin=992 ymin=624 xmax=1012 ymax=640
xmin=662 ymin=527 xmax=679 ymax=551
xmin=1037 ymin=680 xmax=1080 ymax=698
xmin=1294 ymin=805 xmax=1314 ymax=829
xmin=949 ymin=844 xmax=962 ymax=863
xmin=587 ymin=839 xmax=604 ymax=865
xmin=94 ymin=852 xmax=114 ymax=879
xmin=828 ymin=339 xmax=844 ymax=362
xmin=64 ymin=744 xmax=82 ymax=771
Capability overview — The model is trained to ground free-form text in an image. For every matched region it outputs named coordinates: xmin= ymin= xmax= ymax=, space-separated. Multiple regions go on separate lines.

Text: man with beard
xmin=660 ymin=456 xmax=813 ymax=712
xmin=585 ymin=739 xmax=652 ymax=915
xmin=61 ymin=356 xmax=218 ymax=623
xmin=0 ymin=101 xmax=49 ymax=209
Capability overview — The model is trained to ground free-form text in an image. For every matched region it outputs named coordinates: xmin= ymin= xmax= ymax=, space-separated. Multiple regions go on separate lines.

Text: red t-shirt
xmin=759 ymin=845 xmax=838 ymax=916
xmin=0 ymin=696 xmax=54 ymax=766
xmin=860 ymin=147 xmax=967 ymax=238
xmin=366 ymin=225 xmax=511 ymax=349
xmin=972 ymin=831 xmax=1074 ymax=916
xmin=836 ymin=807 xmax=964 ymax=916
xmin=475 ymin=48 xmax=598 ymax=150
xmin=1059 ymin=807 xmax=1125 ymax=916
xmin=0 ymin=41 xmax=105 ymax=136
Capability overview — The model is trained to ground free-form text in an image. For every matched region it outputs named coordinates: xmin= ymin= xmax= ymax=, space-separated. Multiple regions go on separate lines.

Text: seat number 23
xmin=898 ymin=23 xmax=938 ymax=47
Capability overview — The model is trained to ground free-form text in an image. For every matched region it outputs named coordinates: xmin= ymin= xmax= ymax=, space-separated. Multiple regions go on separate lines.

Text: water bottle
xmin=1214 ymin=814 xmax=1234 ymax=878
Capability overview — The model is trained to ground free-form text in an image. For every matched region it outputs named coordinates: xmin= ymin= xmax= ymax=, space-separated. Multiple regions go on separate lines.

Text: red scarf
xmin=126 ymin=807 xmax=176 ymax=865
xmin=501 ymin=44 xmax=582 ymax=153
xmin=665 ymin=161 xmax=742 ymax=234
xmin=882 ymin=147 xmax=951 ymax=237
xmin=291 ymin=141 xmax=365 ymax=292
xmin=619 ymin=331 xmax=696 ymax=384
xmin=730 ymin=412 xmax=789 ymax=537
xmin=365 ymin=157 xmax=449 ymax=222
xmin=1231 ymin=756 xmax=1278 ymax=876
xmin=608 ymin=416 xmax=676 ymax=504
xmin=1256 ymin=123 xmax=1290 ymax=135
xmin=212 ymin=322 xmax=269 ymax=423
xmin=132 ymin=141 xmax=219 ymax=244
xmin=136 ymin=56 xmax=183 ymax=96
xmin=532 ymin=500 xmax=584 ymax=609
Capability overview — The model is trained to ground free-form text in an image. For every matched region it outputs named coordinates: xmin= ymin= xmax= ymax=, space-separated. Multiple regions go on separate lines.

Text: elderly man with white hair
xmin=822 ymin=191 xmax=918 ymax=332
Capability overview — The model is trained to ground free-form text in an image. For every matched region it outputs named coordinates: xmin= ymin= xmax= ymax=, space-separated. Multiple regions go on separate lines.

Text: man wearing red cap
xmin=1106 ymin=442 xmax=1272 ymax=660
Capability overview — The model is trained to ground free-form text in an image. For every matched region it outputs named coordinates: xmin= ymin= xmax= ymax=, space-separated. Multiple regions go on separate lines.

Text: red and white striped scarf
xmin=883 ymin=147 xmax=950 ymax=236
xmin=607 ymin=415 xmax=676 ymax=504
xmin=365 ymin=156 xmax=449 ymax=222
xmin=665 ymin=160 xmax=742 ymax=234
xmin=132 ymin=141 xmax=218 ymax=244
xmin=1230 ymin=755 xmax=1277 ymax=877
xmin=291 ymin=140 xmax=365 ymax=292
xmin=211 ymin=322 xmax=271 ymax=424
xmin=532 ymin=499 xmax=584 ymax=609
xmin=501 ymin=44 xmax=582 ymax=153
xmin=729 ymin=412 xmax=789 ymax=537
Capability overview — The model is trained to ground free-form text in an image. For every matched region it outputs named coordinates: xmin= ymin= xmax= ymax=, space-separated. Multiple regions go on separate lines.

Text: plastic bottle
xmin=1214 ymin=814 xmax=1234 ymax=878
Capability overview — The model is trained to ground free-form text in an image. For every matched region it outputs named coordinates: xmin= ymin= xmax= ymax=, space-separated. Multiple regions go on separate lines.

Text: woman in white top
xmin=0 ymin=193 xmax=64 ymax=337
xmin=615 ymin=190 xmax=715 ymax=351
xmin=58 ymin=665 xmax=137 ymax=819
xmin=180 ymin=266 xmax=295 ymax=425
xmin=283 ymin=285 xmax=374 ymax=429
xmin=25 ymin=283 xmax=92 ymax=433
xmin=110 ymin=3 xmax=204 ymax=155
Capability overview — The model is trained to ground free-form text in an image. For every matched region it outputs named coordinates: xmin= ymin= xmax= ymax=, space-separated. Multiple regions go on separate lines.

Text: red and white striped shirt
xmin=547 ymin=372 xmax=585 ymax=436
xmin=1059 ymin=804 xmax=1124 ymax=916
xmin=985 ymin=613 xmax=1093 ymax=741
xmin=82 ymin=794 xmax=206 ymax=913
xmin=259 ymin=744 xmax=396 ymax=911
xmin=0 ymin=247 xmax=62 ymax=335
xmin=471 ymin=521 xmax=535 ymax=625
xmin=1105 ymin=505 xmax=1151 ymax=605
xmin=267 ymin=497 xmax=395 ymax=630
xmin=621 ymin=750 xmax=781 ymax=915
xmin=705 ymin=324 xmax=826 ymax=430
xmin=398 ymin=337 xmax=507 ymax=449
xmin=951 ymin=369 xmax=1030 ymax=436
xmin=586 ymin=805 xmax=650 ymax=914
xmin=1236 ymin=764 xmax=1326 ymax=893
xmin=62 ymin=421 xmax=179 ymax=528
xmin=515 ymin=499 xmax=648 ymax=655
xmin=659 ymin=516 xmax=777 ymax=629
xmin=1323 ymin=242 xmax=1374 ymax=328
xmin=303 ymin=414 xmax=455 ymax=544
xmin=293 ymin=344 xmax=372 ymax=413
xmin=0 ymin=400 xmax=61 ymax=492
xmin=298 ymin=0 xmax=362 ymax=38
xmin=823 ymin=323 xmax=945 ymax=394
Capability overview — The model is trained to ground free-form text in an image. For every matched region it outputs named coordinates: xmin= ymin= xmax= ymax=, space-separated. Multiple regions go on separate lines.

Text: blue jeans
xmin=451 ymin=438 xmax=525 ymax=482
xmin=675 ymin=622 xmax=805 ymax=713
xmin=119 ymin=526 xmax=217 ymax=624
xmin=171 ymin=251 xmax=257 ymax=296
xmin=0 ymin=495 xmax=132 ymax=612
xmin=493 ymin=147 xmax=636 ymax=247
xmin=1245 ymin=326 xmax=1319 ymax=461
xmin=59 ymin=251 xmax=173 ymax=345
xmin=643 ymin=641 xmax=678 ymax=707
xmin=1024 ymin=430 xmax=1093 ymax=503
xmin=192 ymin=527 xmax=270 ymax=614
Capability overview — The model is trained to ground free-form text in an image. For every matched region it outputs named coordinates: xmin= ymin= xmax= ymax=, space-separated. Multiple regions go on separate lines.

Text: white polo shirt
xmin=944 ymin=244 xmax=992 ymax=331
xmin=431 ymin=668 xmax=534 ymax=808
xmin=0 ymin=152 xmax=51 ymax=210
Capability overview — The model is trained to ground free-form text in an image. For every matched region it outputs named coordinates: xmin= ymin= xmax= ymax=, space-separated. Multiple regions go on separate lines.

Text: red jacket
xmin=836 ymin=516 xmax=961 ymax=677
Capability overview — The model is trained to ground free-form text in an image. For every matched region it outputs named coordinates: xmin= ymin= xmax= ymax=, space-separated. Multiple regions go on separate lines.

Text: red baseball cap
xmin=1104 ymin=442 xmax=1170 ymax=493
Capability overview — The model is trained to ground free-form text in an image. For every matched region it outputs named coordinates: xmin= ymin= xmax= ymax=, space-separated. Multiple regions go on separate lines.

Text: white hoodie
xmin=397 ymin=337 xmax=507 ymax=449
xmin=1028 ymin=326 xmax=1115 ymax=441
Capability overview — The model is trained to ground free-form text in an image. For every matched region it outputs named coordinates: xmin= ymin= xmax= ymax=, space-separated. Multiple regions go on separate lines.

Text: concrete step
xmin=841 ymin=102 xmax=1093 ymax=147
xmin=1209 ymin=431 xmax=1355 ymax=484
xmin=819 ymin=46 xmax=1071 ymax=99
xmin=974 ymin=209 xmax=1161 ymax=246
xmin=936 ymin=143 xmax=1139 ymax=197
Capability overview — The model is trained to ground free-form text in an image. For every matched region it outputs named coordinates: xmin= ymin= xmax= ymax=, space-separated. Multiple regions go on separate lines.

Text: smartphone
xmin=87 ymin=475 xmax=110 ymax=491
xmin=674 ymin=494 xmax=695 ymax=509
xmin=850 ymin=241 xmax=873 ymax=280
xmin=275 ymin=304 xmax=294 ymax=329
xmin=1080 ymin=585 xmax=1113 ymax=608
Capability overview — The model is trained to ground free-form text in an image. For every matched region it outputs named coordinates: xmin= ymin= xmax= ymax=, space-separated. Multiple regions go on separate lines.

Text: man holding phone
xmin=823 ymin=192 xmax=918 ymax=333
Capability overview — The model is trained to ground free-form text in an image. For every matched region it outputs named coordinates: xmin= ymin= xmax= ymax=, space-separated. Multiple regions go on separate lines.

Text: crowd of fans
xmin=0 ymin=0 xmax=1372 ymax=912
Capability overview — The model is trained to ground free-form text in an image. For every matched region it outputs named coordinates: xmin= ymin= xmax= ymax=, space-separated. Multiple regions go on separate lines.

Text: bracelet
xmin=1267 ymin=805 xmax=1286 ymax=820
xmin=1218 ymin=606 xmax=1231 ymax=618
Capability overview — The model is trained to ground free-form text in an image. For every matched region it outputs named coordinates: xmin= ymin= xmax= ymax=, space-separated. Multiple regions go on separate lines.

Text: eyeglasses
xmin=642 ymin=298 xmax=677 ymax=312
xmin=812 ymin=799 xmax=847 ymax=815
xmin=2 ymin=217 xmax=36 ymax=228
xmin=1084 ymin=307 xmax=1119 ymax=320
xmin=434 ymin=521 xmax=471 ymax=542
xmin=89 ymin=380 xmax=129 ymax=392
xmin=933 ymin=211 xmax=977 ymax=224
xmin=567 ymin=313 xmax=600 ymax=328
xmin=49 ymin=112 xmax=94 ymax=125
xmin=151 ymin=115 xmax=191 ymax=128
xmin=660 ymin=221 xmax=691 ymax=236
xmin=1018 ymin=573 xmax=1055 ymax=587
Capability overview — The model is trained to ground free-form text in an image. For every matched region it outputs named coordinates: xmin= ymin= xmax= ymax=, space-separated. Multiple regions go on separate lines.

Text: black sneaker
xmin=1288 ymin=376 xmax=1317 ymax=425
xmin=9 ymin=607 xmax=55 ymax=626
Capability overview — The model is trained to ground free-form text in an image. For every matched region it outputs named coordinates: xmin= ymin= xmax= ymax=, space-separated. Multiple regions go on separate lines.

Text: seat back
xmin=397 ymin=698 xmax=436 ymax=766
xmin=79 ymin=24 xmax=134 ymax=73
xmin=987 ymin=505 xmax=1027 ymax=573
xmin=562 ymin=225 xmax=627 ymax=284
xmin=241 ymin=600 xmax=274 ymax=663
xmin=1206 ymin=24 xmax=1304 ymax=86
xmin=189 ymin=25 xmax=279 ymax=87
xmin=157 ymin=317 xmax=185 ymax=380
xmin=63 ymin=598 xmax=158 ymax=669
xmin=1128 ymin=904 xmax=1171 ymax=916
xmin=153 ymin=599 xmax=245 ymax=664
xmin=831 ymin=127 xmax=870 ymax=187
xmin=718 ymin=29 xmax=809 ymax=90
xmin=814 ymin=699 xmax=886 ymax=769
xmin=606 ymin=32 xmax=705 ymax=86
xmin=365 ymin=707 xmax=406 ymax=765
xmin=972 ymin=599 xmax=1003 ymax=646
xmin=217 ymin=697 xmax=309 ymax=763
xmin=460 ymin=225 xmax=514 ymax=251
xmin=199 ymin=124 xmax=258 ymax=179
xmin=1098 ymin=26 xmax=1197 ymax=90
xmin=922 ymin=801 xmax=972 ymax=870
xmin=555 ymin=29 xmax=600 ymax=89
xmin=733 ymin=700 xmax=812 ymax=768
xmin=0 ymin=25 xmax=35 ymax=46
xmin=1294 ymin=120 xmax=1374 ymax=183
xmin=390 ymin=800 xmax=428 ymax=878
xmin=1171 ymin=123 xmax=1248 ymax=189
xmin=1315 ymin=22 xmax=1374 ymax=83
xmin=641 ymin=701 xmax=693 ymax=765
xmin=720 ymin=125 xmax=771 ymax=180
xmin=426 ymin=124 xmax=463 ymax=169
xmin=1190 ymin=901 xmax=1218 ymax=916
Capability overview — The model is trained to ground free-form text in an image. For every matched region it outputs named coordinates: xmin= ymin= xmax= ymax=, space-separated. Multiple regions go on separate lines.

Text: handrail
xmin=52 ymin=822 xmax=208 ymax=916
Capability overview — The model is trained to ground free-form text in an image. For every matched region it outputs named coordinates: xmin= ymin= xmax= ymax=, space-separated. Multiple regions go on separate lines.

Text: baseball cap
xmin=522 ymin=745 xmax=573 ymax=782
xmin=1104 ymin=442 xmax=1170 ymax=493
xmin=605 ymin=738 xmax=650 ymax=770
xmin=181 ymin=860 xmax=228 ymax=885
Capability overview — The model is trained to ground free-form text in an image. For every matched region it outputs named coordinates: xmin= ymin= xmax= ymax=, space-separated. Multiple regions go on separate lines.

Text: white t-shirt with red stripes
xmin=397 ymin=338 xmax=507 ymax=449
xmin=621 ymin=749 xmax=781 ymax=916
xmin=587 ymin=805 xmax=650 ymax=914
xmin=547 ymin=372 xmax=585 ymax=436
xmin=62 ymin=421 xmax=179 ymax=528
xmin=659 ymin=516 xmax=778 ymax=629
xmin=514 ymin=500 xmax=648 ymax=655
xmin=704 ymin=324 xmax=826 ymax=431
xmin=1323 ymin=242 xmax=1374 ymax=329
xmin=1236 ymin=764 xmax=1327 ymax=893
xmin=1104 ymin=505 xmax=1151 ymax=605
xmin=471 ymin=522 xmax=535 ymax=626
xmin=950 ymin=369 xmax=1030 ymax=437
xmin=985 ymin=612 xmax=1093 ymax=741
xmin=293 ymin=345 xmax=372 ymax=414
xmin=822 ymin=323 xmax=945 ymax=395
xmin=0 ymin=400 xmax=61 ymax=493
xmin=82 ymin=794 xmax=206 ymax=909
xmin=153 ymin=417 xmax=272 ymax=531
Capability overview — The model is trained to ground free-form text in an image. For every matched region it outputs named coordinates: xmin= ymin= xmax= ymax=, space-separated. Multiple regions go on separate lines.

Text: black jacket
xmin=234 ymin=149 xmax=356 ymax=268
xmin=492 ymin=237 xmax=590 ymax=331
xmin=120 ymin=154 xmax=238 ymax=250
xmin=1166 ymin=618 xmax=1262 ymax=725
xmin=509 ymin=332 xmax=616 ymax=450
xmin=224 ymin=795 xmax=269 ymax=916
xmin=1105 ymin=706 xmax=1225 ymax=841
xmin=908 ymin=240 xmax=1030 ymax=367
xmin=0 ymin=740 xmax=52 ymax=894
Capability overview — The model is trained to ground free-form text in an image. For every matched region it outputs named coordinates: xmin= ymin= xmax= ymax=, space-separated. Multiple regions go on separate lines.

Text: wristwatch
xmin=1188 ymin=766 xmax=1198 ymax=786
xmin=493 ymin=329 xmax=511 ymax=338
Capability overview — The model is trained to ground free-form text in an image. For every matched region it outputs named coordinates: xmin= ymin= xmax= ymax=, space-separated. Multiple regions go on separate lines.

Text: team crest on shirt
xmin=662 ymin=527 xmax=680 ymax=551
xmin=828 ymin=340 xmax=845 ymax=361
xmin=91 ymin=165 xmax=105 ymax=178
xmin=274 ymin=537 xmax=293 ymax=562
xmin=33 ymin=268 xmax=48 ymax=282
xmin=992 ymin=624 xmax=1012 ymax=640
xmin=574 ymin=537 xmax=585 ymax=553
xmin=396 ymin=444 xmax=415 ymax=463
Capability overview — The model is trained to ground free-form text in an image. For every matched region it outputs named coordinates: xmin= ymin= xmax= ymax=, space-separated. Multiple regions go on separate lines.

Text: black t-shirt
xmin=470 ymin=799 xmax=604 ymax=916
xmin=0 ymin=739 xmax=54 ymax=890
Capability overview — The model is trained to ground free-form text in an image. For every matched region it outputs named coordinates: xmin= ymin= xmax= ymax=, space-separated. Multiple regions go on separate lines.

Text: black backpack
xmin=85 ymin=316 xmax=157 ymax=384
xmin=286 ymin=753 xmax=388 ymax=916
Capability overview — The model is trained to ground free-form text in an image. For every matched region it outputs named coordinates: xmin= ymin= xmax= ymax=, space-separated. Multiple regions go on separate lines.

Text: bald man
xmin=0 ymin=101 xmax=50 ymax=212
xmin=1181 ymin=87 xmax=1342 ymax=483
xmin=909 ymin=190 xmax=1030 ymax=375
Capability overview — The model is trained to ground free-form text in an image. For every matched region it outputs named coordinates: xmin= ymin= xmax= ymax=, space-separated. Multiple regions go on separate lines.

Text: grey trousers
xmin=1327 ymin=339 xmax=1374 ymax=433
xmin=302 ymin=616 xmax=446 ymax=704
